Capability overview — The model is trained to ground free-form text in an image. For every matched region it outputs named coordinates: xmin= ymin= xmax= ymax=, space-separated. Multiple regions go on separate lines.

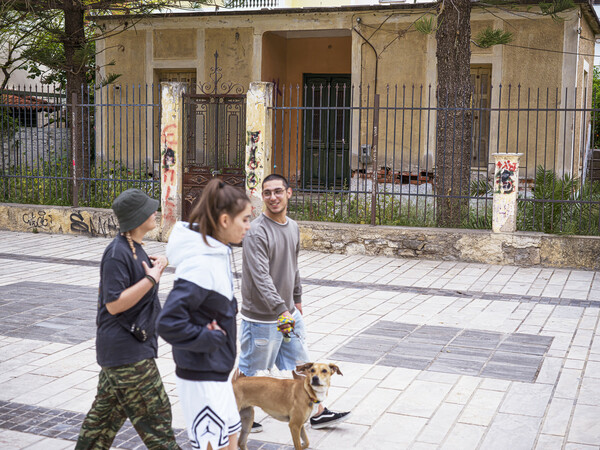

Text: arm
xmin=106 ymin=259 xmax=165 ymax=315
xmin=243 ymin=231 xmax=289 ymax=317
xmin=292 ymin=227 xmax=302 ymax=309
xmin=157 ymin=283 xmax=227 ymax=352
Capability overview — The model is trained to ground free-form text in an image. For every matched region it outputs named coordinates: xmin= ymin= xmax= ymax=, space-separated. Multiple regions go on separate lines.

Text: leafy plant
xmin=0 ymin=152 xmax=159 ymax=208
xmin=470 ymin=178 xmax=493 ymax=196
xmin=518 ymin=166 xmax=600 ymax=235
xmin=473 ymin=27 xmax=513 ymax=48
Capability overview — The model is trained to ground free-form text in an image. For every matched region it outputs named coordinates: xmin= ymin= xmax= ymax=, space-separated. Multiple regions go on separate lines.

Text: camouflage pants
xmin=75 ymin=358 xmax=180 ymax=450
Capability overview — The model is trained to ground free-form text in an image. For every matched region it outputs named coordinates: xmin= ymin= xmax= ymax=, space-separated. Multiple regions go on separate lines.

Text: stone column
xmin=245 ymin=82 xmax=274 ymax=218
xmin=159 ymin=82 xmax=187 ymax=240
xmin=492 ymin=153 xmax=522 ymax=233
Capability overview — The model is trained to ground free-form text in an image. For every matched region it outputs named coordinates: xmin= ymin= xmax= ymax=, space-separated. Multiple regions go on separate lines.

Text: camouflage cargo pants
xmin=75 ymin=358 xmax=180 ymax=450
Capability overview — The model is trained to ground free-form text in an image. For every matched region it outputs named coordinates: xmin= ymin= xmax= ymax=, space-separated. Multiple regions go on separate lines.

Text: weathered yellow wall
xmin=502 ymin=17 xmax=564 ymax=89
xmin=97 ymin=30 xmax=153 ymax=174
xmin=262 ymin=32 xmax=287 ymax=87
xmin=354 ymin=13 xmax=431 ymax=170
xmin=154 ymin=29 xmax=197 ymax=59
xmin=97 ymin=5 xmax=595 ymax=187
xmin=576 ymin=17 xmax=595 ymax=174
xmin=204 ymin=28 xmax=253 ymax=91
xmin=490 ymin=17 xmax=565 ymax=178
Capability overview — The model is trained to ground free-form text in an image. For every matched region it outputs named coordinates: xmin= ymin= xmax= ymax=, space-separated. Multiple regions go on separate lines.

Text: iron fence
xmin=0 ymin=84 xmax=161 ymax=208
xmin=272 ymin=82 xmax=600 ymax=235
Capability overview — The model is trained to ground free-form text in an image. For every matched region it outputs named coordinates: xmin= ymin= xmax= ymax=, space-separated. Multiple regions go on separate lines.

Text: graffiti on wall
xmin=246 ymin=130 xmax=262 ymax=194
xmin=161 ymin=122 xmax=178 ymax=226
xmin=494 ymin=160 xmax=517 ymax=194
xmin=22 ymin=211 xmax=53 ymax=230
xmin=70 ymin=212 xmax=119 ymax=237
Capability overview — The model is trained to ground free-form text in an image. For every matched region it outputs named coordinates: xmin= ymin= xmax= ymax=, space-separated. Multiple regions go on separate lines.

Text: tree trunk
xmin=63 ymin=1 xmax=89 ymax=204
xmin=435 ymin=0 xmax=473 ymax=228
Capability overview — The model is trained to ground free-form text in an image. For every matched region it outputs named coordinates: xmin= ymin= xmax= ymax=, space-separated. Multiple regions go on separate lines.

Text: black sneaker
xmin=310 ymin=408 xmax=351 ymax=429
xmin=250 ymin=422 xmax=263 ymax=433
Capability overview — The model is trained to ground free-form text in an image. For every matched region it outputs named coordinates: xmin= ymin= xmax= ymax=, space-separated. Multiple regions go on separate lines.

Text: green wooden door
xmin=303 ymin=74 xmax=351 ymax=189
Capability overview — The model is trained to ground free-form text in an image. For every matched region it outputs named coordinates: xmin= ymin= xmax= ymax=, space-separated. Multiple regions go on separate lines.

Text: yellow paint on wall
xmin=204 ymin=28 xmax=253 ymax=91
xmin=154 ymin=29 xmax=197 ymax=59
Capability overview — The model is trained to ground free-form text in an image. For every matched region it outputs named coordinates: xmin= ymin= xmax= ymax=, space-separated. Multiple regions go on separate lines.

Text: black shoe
xmin=310 ymin=408 xmax=351 ymax=429
xmin=250 ymin=421 xmax=263 ymax=433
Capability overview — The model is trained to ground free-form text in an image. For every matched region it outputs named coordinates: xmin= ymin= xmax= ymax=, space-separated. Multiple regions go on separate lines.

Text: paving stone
xmin=329 ymin=348 xmax=382 ymax=364
xmin=390 ymin=342 xmax=444 ymax=358
xmin=500 ymin=383 xmax=553 ymax=417
xmin=496 ymin=342 xmax=550 ymax=355
xmin=479 ymin=413 xmax=543 ymax=450
xmin=480 ymin=363 xmax=539 ymax=383
xmin=504 ymin=333 xmax=554 ymax=346
xmin=342 ymin=336 xmax=398 ymax=352
xmin=428 ymin=357 xmax=483 ymax=376
xmin=451 ymin=331 xmax=503 ymax=349
xmin=379 ymin=353 xmax=433 ymax=370
xmin=409 ymin=325 xmax=462 ymax=344
xmin=439 ymin=346 xmax=493 ymax=362
xmin=488 ymin=351 xmax=543 ymax=367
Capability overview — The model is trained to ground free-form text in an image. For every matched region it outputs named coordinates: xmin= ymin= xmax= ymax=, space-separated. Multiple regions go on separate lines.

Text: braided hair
xmin=123 ymin=231 xmax=138 ymax=260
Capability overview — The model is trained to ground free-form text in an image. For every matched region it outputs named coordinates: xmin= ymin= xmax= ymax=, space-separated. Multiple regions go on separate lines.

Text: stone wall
xmin=0 ymin=203 xmax=161 ymax=241
xmin=1 ymin=203 xmax=599 ymax=270
xmin=299 ymin=221 xmax=600 ymax=270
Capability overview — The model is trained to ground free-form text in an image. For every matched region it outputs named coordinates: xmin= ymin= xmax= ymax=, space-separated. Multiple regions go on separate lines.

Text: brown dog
xmin=233 ymin=362 xmax=343 ymax=450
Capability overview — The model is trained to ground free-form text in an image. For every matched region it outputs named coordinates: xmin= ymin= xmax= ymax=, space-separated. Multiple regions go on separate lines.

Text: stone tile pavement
xmin=0 ymin=230 xmax=599 ymax=449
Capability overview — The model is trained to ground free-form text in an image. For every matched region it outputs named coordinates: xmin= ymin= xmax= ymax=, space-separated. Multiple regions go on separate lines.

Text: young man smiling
xmin=238 ymin=174 xmax=351 ymax=432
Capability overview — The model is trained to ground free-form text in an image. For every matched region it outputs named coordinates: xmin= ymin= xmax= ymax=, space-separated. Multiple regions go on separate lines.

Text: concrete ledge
xmin=0 ymin=203 xmax=162 ymax=241
xmin=1 ymin=204 xmax=599 ymax=269
xmin=299 ymin=221 xmax=600 ymax=270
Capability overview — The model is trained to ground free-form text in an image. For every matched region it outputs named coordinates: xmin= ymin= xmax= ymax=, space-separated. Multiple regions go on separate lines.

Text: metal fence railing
xmin=272 ymin=83 xmax=600 ymax=235
xmin=0 ymin=84 xmax=161 ymax=208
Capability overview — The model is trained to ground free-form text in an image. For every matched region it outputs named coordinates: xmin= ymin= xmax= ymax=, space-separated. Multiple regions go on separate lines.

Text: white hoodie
xmin=166 ymin=221 xmax=234 ymax=301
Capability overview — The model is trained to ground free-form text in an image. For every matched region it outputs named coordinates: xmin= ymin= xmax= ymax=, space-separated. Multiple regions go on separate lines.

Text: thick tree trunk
xmin=64 ymin=1 xmax=89 ymax=204
xmin=435 ymin=0 xmax=473 ymax=228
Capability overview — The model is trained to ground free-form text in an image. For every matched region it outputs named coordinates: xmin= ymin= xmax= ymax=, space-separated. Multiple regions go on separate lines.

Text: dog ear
xmin=296 ymin=362 xmax=313 ymax=373
xmin=329 ymin=364 xmax=343 ymax=376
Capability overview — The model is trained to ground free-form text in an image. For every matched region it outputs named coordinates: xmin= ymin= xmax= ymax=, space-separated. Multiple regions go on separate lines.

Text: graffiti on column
xmin=161 ymin=123 xmax=178 ymax=224
xmin=246 ymin=130 xmax=261 ymax=194
xmin=494 ymin=160 xmax=517 ymax=194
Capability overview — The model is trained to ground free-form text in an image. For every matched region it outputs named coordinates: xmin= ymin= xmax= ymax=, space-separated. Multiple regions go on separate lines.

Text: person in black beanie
xmin=76 ymin=188 xmax=180 ymax=450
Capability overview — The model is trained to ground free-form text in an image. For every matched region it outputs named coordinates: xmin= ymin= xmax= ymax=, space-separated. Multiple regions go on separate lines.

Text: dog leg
xmin=289 ymin=420 xmax=306 ymax=450
xmin=238 ymin=406 xmax=254 ymax=450
xmin=300 ymin=425 xmax=309 ymax=449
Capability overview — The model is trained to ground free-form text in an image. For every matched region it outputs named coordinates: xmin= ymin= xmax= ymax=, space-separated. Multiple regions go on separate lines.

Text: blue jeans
xmin=238 ymin=310 xmax=310 ymax=377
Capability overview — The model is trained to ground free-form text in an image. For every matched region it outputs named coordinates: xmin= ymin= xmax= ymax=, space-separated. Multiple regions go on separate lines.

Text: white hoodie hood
xmin=166 ymin=221 xmax=234 ymax=301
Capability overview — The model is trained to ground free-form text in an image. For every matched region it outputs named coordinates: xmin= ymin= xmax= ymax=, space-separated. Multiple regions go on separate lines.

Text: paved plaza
xmin=0 ymin=230 xmax=600 ymax=449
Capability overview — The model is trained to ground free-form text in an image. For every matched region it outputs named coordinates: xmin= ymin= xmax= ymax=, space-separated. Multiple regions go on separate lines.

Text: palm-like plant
xmin=518 ymin=166 xmax=600 ymax=235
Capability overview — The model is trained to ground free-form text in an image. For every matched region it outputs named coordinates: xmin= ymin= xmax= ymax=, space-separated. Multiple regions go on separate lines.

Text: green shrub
xmin=518 ymin=166 xmax=600 ymax=235
xmin=0 ymin=153 xmax=159 ymax=208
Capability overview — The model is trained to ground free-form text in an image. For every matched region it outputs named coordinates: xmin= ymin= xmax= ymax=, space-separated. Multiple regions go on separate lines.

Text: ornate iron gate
xmin=182 ymin=52 xmax=246 ymax=221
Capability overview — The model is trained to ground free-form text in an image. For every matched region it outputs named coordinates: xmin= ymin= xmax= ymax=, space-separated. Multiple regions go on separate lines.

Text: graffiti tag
xmin=495 ymin=168 xmax=515 ymax=194
xmin=70 ymin=212 xmax=119 ymax=237
xmin=246 ymin=130 xmax=261 ymax=194
xmin=496 ymin=160 xmax=517 ymax=172
xmin=22 ymin=211 xmax=53 ymax=229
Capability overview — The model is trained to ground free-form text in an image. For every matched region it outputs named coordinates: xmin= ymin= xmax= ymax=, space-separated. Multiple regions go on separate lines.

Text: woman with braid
xmin=158 ymin=179 xmax=251 ymax=450
xmin=76 ymin=188 xmax=180 ymax=450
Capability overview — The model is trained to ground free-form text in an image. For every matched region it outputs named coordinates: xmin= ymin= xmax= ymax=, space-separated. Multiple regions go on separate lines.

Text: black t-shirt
xmin=96 ymin=235 xmax=160 ymax=368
